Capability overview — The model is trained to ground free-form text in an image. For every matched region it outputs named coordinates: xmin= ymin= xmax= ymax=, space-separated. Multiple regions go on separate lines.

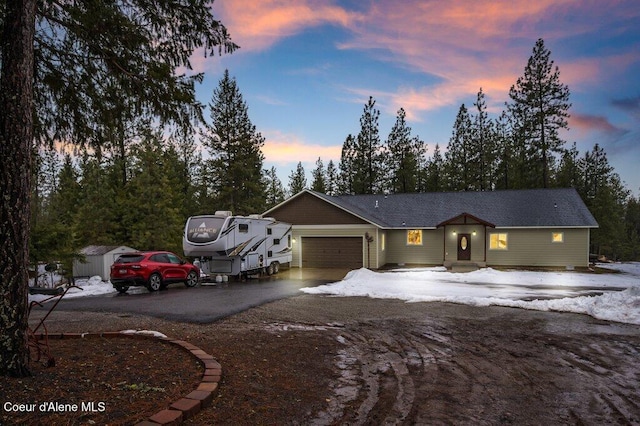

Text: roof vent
xmin=215 ymin=210 xmax=233 ymax=217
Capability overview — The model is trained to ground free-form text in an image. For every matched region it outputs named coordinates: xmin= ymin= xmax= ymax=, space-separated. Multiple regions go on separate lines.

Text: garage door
xmin=301 ymin=237 xmax=363 ymax=268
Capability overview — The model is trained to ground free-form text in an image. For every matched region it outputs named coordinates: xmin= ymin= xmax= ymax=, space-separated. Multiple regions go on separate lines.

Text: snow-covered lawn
xmin=301 ymin=263 xmax=640 ymax=325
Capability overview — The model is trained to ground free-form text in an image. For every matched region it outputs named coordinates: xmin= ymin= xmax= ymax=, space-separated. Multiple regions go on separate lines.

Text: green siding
xmin=385 ymin=229 xmax=444 ymax=265
xmin=486 ymin=228 xmax=590 ymax=267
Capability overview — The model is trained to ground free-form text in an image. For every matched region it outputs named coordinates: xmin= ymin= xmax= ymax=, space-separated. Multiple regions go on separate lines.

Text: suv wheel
xmin=115 ymin=285 xmax=129 ymax=294
xmin=185 ymin=270 xmax=198 ymax=287
xmin=147 ymin=273 xmax=162 ymax=292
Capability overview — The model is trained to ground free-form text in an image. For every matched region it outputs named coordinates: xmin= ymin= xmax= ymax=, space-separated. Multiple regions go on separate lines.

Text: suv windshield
xmin=186 ymin=216 xmax=226 ymax=243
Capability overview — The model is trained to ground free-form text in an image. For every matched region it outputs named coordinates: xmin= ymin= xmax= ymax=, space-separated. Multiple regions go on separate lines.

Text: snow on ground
xmin=28 ymin=263 xmax=640 ymax=325
xmin=301 ymin=263 xmax=640 ymax=325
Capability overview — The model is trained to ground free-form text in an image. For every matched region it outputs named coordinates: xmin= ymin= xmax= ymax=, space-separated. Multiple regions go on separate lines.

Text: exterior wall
xmin=269 ymin=192 xmax=368 ymax=225
xmin=384 ymin=228 xmax=444 ymax=265
xmin=291 ymin=225 xmax=379 ymax=268
xmin=443 ymin=224 xmax=487 ymax=264
xmin=485 ymin=228 xmax=590 ymax=267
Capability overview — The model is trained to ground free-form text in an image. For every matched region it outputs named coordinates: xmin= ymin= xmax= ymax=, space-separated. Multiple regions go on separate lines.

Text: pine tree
xmin=288 ymin=162 xmax=307 ymax=195
xmin=508 ymin=38 xmax=571 ymax=188
xmin=425 ymin=144 xmax=444 ymax=192
xmin=311 ymin=157 xmax=326 ymax=193
xmin=580 ymin=144 xmax=629 ymax=258
xmin=325 ymin=160 xmax=338 ymax=196
xmin=556 ymin=142 xmax=582 ymax=189
xmin=353 ymin=97 xmax=383 ymax=194
xmin=338 ymin=134 xmax=357 ymax=195
xmin=203 ymin=70 xmax=266 ymax=215
xmin=385 ymin=108 xmax=423 ymax=193
xmin=444 ymin=104 xmax=473 ymax=190
xmin=1 ymin=0 xmax=235 ymax=376
xmin=264 ymin=166 xmax=286 ymax=208
xmin=470 ymin=88 xmax=497 ymax=190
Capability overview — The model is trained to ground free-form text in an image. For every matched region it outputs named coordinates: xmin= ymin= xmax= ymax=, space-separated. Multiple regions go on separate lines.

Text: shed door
xmin=301 ymin=237 xmax=363 ymax=268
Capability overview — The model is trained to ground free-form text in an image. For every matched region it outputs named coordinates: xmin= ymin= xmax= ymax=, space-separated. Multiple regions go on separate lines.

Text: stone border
xmin=32 ymin=331 xmax=221 ymax=425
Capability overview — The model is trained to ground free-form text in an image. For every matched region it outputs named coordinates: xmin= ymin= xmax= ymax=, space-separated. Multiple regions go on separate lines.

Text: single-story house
xmin=73 ymin=245 xmax=137 ymax=280
xmin=263 ymin=188 xmax=598 ymax=270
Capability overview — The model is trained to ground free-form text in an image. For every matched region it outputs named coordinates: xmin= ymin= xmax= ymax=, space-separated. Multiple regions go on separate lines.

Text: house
xmin=72 ymin=245 xmax=137 ymax=280
xmin=263 ymin=188 xmax=598 ymax=270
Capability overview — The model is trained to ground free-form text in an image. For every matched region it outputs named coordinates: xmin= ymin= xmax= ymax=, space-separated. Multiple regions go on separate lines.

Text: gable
xmin=268 ymin=192 xmax=368 ymax=225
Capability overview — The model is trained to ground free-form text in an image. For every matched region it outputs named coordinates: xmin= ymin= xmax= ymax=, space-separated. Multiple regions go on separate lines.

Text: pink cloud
xmin=263 ymin=130 xmax=342 ymax=164
xmin=570 ymin=113 xmax=622 ymax=138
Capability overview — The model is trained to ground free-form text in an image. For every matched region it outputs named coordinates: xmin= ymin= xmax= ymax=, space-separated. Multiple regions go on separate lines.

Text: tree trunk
xmin=0 ymin=0 xmax=37 ymax=377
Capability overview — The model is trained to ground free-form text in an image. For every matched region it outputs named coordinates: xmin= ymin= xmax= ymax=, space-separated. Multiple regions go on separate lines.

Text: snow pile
xmin=301 ymin=263 xmax=640 ymax=325
xmin=29 ymin=276 xmax=116 ymax=304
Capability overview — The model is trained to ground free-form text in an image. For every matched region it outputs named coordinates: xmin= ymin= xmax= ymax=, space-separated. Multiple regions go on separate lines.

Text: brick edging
xmin=33 ymin=331 xmax=221 ymax=425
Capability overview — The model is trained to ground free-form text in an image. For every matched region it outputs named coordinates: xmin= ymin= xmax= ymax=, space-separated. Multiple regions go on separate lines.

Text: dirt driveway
xmin=35 ymin=293 xmax=640 ymax=425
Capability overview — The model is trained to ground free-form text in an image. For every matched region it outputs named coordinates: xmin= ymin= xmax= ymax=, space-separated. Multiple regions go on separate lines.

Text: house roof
xmin=284 ymin=188 xmax=598 ymax=229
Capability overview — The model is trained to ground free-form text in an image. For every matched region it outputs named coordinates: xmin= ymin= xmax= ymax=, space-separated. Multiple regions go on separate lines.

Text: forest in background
xmin=30 ymin=40 xmax=640 ymax=275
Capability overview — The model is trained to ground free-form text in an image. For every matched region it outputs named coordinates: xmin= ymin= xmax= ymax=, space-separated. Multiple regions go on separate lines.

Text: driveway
xmin=30 ymin=268 xmax=349 ymax=323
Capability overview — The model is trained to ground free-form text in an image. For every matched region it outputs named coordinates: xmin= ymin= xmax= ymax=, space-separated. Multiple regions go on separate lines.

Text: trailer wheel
xmin=273 ymin=262 xmax=280 ymax=274
xmin=266 ymin=263 xmax=275 ymax=275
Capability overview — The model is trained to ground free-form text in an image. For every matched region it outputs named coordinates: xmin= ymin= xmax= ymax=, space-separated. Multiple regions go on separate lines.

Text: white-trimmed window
xmin=381 ymin=233 xmax=386 ymax=251
xmin=489 ymin=233 xmax=508 ymax=250
xmin=407 ymin=230 xmax=423 ymax=246
xmin=552 ymin=232 xmax=564 ymax=243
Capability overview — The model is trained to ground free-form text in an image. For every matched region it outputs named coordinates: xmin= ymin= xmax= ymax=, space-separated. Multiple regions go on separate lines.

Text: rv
xmin=183 ymin=211 xmax=292 ymax=278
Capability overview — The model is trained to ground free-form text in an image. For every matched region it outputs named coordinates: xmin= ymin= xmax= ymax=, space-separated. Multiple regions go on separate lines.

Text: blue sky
xmin=189 ymin=0 xmax=640 ymax=195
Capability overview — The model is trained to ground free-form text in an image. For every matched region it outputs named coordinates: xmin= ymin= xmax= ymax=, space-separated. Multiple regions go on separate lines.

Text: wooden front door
xmin=457 ymin=233 xmax=471 ymax=261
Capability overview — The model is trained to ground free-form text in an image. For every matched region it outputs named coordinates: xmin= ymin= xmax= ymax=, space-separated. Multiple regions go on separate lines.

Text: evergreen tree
xmin=288 ymin=162 xmax=307 ymax=195
xmin=494 ymin=111 xmax=515 ymax=190
xmin=338 ymin=134 xmax=357 ymax=195
xmin=264 ymin=166 xmax=286 ymax=208
xmin=623 ymin=196 xmax=640 ymax=260
xmin=425 ymin=144 xmax=444 ymax=192
xmin=353 ymin=97 xmax=383 ymax=194
xmin=508 ymin=38 xmax=571 ymax=188
xmin=325 ymin=160 xmax=338 ymax=196
xmin=470 ymin=88 xmax=497 ymax=190
xmin=1 ymin=1 xmax=235 ymax=376
xmin=311 ymin=157 xmax=326 ymax=193
xmin=385 ymin=108 xmax=423 ymax=193
xmin=580 ymin=144 xmax=628 ymax=259
xmin=444 ymin=104 xmax=473 ymax=190
xmin=203 ymin=70 xmax=266 ymax=215
xmin=120 ymin=134 xmax=184 ymax=253
xmin=556 ymin=142 xmax=582 ymax=189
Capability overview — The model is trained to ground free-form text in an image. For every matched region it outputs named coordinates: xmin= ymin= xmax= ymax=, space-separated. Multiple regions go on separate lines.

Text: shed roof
xmin=276 ymin=188 xmax=598 ymax=229
xmin=79 ymin=245 xmax=131 ymax=256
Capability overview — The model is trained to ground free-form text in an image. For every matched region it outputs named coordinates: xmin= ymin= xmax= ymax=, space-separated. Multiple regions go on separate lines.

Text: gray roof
xmin=308 ymin=188 xmax=598 ymax=229
xmin=80 ymin=245 xmax=130 ymax=256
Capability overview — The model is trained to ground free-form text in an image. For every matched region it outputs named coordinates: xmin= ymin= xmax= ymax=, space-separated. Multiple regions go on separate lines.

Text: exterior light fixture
xmin=452 ymin=231 xmax=457 ymax=235
xmin=472 ymin=230 xmax=477 ymax=236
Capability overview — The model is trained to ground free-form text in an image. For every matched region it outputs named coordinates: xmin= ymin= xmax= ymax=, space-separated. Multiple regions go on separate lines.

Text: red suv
xmin=110 ymin=251 xmax=200 ymax=293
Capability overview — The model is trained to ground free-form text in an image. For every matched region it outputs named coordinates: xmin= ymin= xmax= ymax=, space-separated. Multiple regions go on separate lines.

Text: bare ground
xmin=5 ymin=294 xmax=640 ymax=425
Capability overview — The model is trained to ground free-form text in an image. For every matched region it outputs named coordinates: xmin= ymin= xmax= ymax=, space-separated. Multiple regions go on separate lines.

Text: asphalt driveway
xmin=31 ymin=268 xmax=349 ymax=323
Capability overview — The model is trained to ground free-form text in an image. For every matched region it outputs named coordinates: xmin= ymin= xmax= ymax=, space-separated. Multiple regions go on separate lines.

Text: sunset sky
xmin=192 ymin=0 xmax=640 ymax=195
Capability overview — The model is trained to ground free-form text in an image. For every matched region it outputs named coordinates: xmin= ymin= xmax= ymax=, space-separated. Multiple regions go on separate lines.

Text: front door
xmin=457 ymin=233 xmax=471 ymax=261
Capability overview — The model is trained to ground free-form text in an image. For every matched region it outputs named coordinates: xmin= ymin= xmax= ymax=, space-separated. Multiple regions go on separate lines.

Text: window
xmin=552 ymin=232 xmax=564 ymax=243
xmin=273 ymin=238 xmax=280 ymax=245
xmin=489 ymin=233 xmax=508 ymax=250
xmin=407 ymin=230 xmax=423 ymax=245
xmin=239 ymin=223 xmax=249 ymax=233
xmin=381 ymin=233 xmax=386 ymax=251
xmin=267 ymin=228 xmax=272 ymax=235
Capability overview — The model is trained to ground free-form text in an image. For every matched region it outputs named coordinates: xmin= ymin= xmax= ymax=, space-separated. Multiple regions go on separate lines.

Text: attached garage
xmin=301 ymin=237 xmax=363 ymax=269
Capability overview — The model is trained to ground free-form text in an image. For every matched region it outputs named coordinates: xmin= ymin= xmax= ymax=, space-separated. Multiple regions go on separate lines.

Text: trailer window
xmin=239 ymin=224 xmax=249 ymax=233
xmin=186 ymin=216 xmax=226 ymax=243
xmin=273 ymin=238 xmax=280 ymax=245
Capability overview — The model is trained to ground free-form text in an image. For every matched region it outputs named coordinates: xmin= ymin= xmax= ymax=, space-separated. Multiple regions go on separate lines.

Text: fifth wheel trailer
xmin=183 ymin=211 xmax=292 ymax=278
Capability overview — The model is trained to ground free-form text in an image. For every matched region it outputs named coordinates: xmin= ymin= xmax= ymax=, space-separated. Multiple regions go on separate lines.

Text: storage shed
xmin=73 ymin=245 xmax=137 ymax=281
